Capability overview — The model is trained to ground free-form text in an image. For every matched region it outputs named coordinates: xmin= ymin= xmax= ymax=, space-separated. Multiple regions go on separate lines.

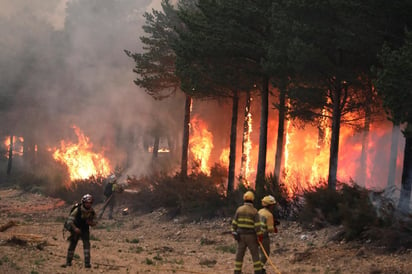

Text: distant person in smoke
xmin=98 ymin=174 xmax=123 ymax=219
xmin=62 ymin=194 xmax=97 ymax=268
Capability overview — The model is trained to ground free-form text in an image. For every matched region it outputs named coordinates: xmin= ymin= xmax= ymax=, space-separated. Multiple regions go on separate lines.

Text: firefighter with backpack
xmin=62 ymin=194 xmax=97 ymax=268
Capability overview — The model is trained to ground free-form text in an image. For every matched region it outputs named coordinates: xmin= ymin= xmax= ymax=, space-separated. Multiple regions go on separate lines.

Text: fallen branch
xmin=0 ymin=220 xmax=17 ymax=232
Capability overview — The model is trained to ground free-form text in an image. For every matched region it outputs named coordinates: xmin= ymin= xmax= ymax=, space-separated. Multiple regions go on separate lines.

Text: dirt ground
xmin=0 ymin=188 xmax=411 ymax=274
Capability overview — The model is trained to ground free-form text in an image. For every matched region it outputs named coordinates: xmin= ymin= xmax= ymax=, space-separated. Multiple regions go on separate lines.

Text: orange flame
xmin=4 ymin=136 xmax=24 ymax=157
xmin=239 ymin=112 xmax=253 ymax=186
xmin=52 ymin=126 xmax=111 ymax=181
xmin=189 ymin=115 xmax=213 ymax=175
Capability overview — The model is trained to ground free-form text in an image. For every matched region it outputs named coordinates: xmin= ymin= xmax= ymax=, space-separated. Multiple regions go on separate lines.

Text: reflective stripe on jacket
xmin=258 ymin=207 xmax=274 ymax=236
xmin=232 ymin=202 xmax=262 ymax=235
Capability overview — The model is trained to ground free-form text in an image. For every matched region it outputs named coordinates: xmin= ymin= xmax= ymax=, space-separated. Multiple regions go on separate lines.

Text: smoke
xmin=0 ymin=0 xmax=184 ymax=180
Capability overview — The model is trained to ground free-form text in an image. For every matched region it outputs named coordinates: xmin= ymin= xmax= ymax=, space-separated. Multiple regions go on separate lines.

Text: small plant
xmin=129 ymin=246 xmax=143 ymax=253
xmin=90 ymin=234 xmax=100 ymax=241
xmin=144 ymin=258 xmax=154 ymax=265
xmin=215 ymin=244 xmax=236 ymax=254
xmin=126 ymin=238 xmax=140 ymax=244
xmin=153 ymin=254 xmax=163 ymax=261
xmin=199 ymin=258 xmax=216 ymax=267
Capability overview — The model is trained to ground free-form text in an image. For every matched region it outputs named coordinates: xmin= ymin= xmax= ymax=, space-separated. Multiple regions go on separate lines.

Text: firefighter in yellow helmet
xmin=231 ymin=190 xmax=263 ymax=274
xmin=258 ymin=195 xmax=279 ymax=274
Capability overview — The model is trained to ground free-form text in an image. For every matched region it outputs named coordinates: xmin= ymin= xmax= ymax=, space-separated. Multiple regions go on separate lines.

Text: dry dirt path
xmin=0 ymin=188 xmax=411 ymax=274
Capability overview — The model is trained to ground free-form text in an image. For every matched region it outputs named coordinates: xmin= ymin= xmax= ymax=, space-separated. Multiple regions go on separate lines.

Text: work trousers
xmin=234 ymin=233 xmax=262 ymax=274
xmin=66 ymin=231 xmax=91 ymax=266
xmin=259 ymin=236 xmax=270 ymax=265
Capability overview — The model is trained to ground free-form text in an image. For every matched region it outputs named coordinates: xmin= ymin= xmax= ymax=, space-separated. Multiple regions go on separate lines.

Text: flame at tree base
xmin=52 ymin=126 xmax=111 ymax=184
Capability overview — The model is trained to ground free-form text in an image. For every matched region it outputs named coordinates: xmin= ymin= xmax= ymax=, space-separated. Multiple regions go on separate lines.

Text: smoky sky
xmin=0 ymin=0 xmax=183 ymax=177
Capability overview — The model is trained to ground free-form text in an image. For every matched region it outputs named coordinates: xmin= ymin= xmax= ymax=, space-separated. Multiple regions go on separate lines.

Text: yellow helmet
xmin=262 ymin=195 xmax=276 ymax=206
xmin=243 ymin=191 xmax=255 ymax=201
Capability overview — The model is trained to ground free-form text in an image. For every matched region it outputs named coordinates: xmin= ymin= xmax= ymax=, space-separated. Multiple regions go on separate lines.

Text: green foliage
xmin=375 ymin=31 xmax=412 ymax=128
xmin=215 ymin=244 xmax=236 ymax=254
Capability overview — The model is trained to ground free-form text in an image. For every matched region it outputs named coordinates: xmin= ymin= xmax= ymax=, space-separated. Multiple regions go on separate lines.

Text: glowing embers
xmin=52 ymin=126 xmax=111 ymax=181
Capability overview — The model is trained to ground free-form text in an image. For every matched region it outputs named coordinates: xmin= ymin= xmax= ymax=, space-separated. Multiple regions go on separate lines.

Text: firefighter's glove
xmin=74 ymin=227 xmax=81 ymax=235
xmin=232 ymin=232 xmax=240 ymax=241
xmin=257 ymin=234 xmax=263 ymax=243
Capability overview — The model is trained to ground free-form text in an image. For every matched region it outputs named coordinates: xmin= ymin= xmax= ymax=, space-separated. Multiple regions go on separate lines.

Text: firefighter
xmin=62 ymin=194 xmax=97 ymax=268
xmin=231 ymin=190 xmax=263 ymax=274
xmin=258 ymin=195 xmax=279 ymax=274
xmin=98 ymin=174 xmax=122 ymax=219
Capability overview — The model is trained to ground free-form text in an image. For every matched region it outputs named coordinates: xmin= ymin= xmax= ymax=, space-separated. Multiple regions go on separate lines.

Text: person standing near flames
xmin=231 ymin=190 xmax=263 ymax=274
xmin=258 ymin=195 xmax=279 ymax=274
xmin=62 ymin=194 xmax=97 ymax=268
xmin=98 ymin=174 xmax=122 ymax=219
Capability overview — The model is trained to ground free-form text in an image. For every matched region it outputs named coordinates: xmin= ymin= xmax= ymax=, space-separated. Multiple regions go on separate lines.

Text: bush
xmin=298 ymin=183 xmax=382 ymax=240
xmin=130 ymin=167 xmax=233 ymax=219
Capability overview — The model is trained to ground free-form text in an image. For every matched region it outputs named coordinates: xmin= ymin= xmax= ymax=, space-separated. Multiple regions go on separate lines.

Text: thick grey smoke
xmin=0 ymin=0 xmax=183 ymax=179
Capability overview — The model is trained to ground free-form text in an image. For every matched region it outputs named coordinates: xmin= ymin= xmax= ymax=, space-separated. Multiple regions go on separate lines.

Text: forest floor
xmin=0 ymin=188 xmax=411 ymax=274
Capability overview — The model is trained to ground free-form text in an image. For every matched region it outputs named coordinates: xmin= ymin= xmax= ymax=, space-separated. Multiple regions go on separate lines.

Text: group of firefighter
xmin=61 ymin=175 xmax=121 ymax=268
xmin=232 ymin=191 xmax=279 ymax=274
xmin=61 ymin=177 xmax=278 ymax=274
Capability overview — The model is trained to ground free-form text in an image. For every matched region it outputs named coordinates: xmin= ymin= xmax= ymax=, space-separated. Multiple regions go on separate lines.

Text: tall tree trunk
xmin=23 ymin=134 xmax=35 ymax=171
xmin=7 ymin=135 xmax=13 ymax=175
xmin=398 ymin=123 xmax=412 ymax=214
xmin=274 ymin=87 xmax=287 ymax=183
xmin=181 ymin=95 xmax=192 ymax=178
xmin=358 ymin=105 xmax=371 ymax=187
xmin=256 ymin=76 xmax=269 ymax=198
xmin=152 ymin=134 xmax=160 ymax=159
xmin=387 ymin=123 xmax=400 ymax=188
xmin=328 ymin=87 xmax=343 ymax=190
xmin=227 ymin=91 xmax=239 ymax=195
xmin=239 ymin=91 xmax=252 ymax=185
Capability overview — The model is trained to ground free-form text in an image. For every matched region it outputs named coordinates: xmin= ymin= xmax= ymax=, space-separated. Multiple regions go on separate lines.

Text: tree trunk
xmin=358 ymin=105 xmax=371 ymax=187
xmin=387 ymin=123 xmax=400 ymax=188
xmin=255 ymin=76 xmax=269 ymax=198
xmin=274 ymin=87 xmax=286 ymax=183
xmin=227 ymin=91 xmax=239 ymax=195
xmin=239 ymin=91 xmax=252 ymax=185
xmin=7 ymin=135 xmax=13 ymax=175
xmin=180 ymin=95 xmax=192 ymax=178
xmin=398 ymin=124 xmax=412 ymax=214
xmin=152 ymin=134 xmax=160 ymax=159
xmin=328 ymin=87 xmax=343 ymax=190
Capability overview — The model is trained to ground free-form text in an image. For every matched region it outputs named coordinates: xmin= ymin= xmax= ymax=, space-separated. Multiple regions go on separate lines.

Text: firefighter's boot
xmin=84 ymin=249 xmax=91 ymax=268
xmin=61 ymin=250 xmax=74 ymax=267
xmin=234 ymin=271 xmax=241 ymax=274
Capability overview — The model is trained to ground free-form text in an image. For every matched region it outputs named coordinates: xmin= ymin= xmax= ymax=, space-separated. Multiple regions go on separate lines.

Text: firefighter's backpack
xmin=63 ymin=203 xmax=80 ymax=232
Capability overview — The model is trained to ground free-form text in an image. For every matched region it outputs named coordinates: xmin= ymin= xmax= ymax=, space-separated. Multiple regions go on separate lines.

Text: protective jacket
xmin=67 ymin=203 xmax=96 ymax=232
xmin=232 ymin=202 xmax=263 ymax=235
xmin=258 ymin=207 xmax=275 ymax=237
